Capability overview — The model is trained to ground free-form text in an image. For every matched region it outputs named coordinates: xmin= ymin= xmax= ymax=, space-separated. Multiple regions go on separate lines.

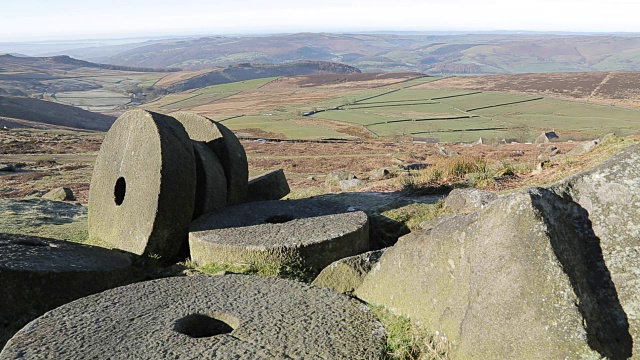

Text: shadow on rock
xmin=531 ymin=188 xmax=632 ymax=359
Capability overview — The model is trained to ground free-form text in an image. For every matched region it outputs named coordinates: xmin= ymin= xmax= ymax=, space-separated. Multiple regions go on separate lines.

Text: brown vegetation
xmin=416 ymin=72 xmax=640 ymax=109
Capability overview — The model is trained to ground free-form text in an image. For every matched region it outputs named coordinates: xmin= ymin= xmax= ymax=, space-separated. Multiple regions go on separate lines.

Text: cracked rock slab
xmin=0 ymin=233 xmax=136 ymax=349
xmin=1 ymin=274 xmax=386 ymax=359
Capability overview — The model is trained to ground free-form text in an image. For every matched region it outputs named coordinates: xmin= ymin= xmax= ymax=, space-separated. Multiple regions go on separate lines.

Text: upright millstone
xmin=88 ymin=109 xmax=196 ymax=260
xmin=170 ymin=112 xmax=248 ymax=205
xmin=191 ymin=141 xmax=227 ymax=218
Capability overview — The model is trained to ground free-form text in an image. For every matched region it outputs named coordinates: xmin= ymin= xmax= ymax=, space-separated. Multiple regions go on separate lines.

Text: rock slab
xmin=356 ymin=187 xmax=631 ymax=359
xmin=1 ymin=275 xmax=386 ymax=359
xmin=0 ymin=233 xmax=135 ymax=349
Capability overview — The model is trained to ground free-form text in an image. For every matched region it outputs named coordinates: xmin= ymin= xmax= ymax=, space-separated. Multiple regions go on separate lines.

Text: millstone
xmin=0 ymin=233 xmax=135 ymax=349
xmin=189 ymin=199 xmax=370 ymax=277
xmin=1 ymin=275 xmax=386 ymax=359
xmin=170 ymin=112 xmax=248 ymax=205
xmin=247 ymin=169 xmax=290 ymax=202
xmin=192 ymin=141 xmax=227 ymax=218
xmin=88 ymin=109 xmax=196 ymax=260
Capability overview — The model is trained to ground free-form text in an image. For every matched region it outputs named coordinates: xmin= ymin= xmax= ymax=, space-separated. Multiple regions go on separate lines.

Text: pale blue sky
xmin=1 ymin=0 xmax=639 ymax=41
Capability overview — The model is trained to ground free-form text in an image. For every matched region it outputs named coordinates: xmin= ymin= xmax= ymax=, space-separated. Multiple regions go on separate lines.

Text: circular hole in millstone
xmin=264 ymin=214 xmax=296 ymax=224
xmin=173 ymin=314 xmax=234 ymax=338
xmin=114 ymin=177 xmax=126 ymax=206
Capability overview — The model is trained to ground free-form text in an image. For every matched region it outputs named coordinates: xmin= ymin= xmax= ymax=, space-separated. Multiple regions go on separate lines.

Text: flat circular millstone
xmin=0 ymin=233 xmax=135 ymax=349
xmin=192 ymin=141 xmax=227 ymax=218
xmin=1 ymin=275 xmax=386 ymax=359
xmin=170 ymin=112 xmax=248 ymax=205
xmin=88 ymin=109 xmax=196 ymax=260
xmin=189 ymin=199 xmax=370 ymax=277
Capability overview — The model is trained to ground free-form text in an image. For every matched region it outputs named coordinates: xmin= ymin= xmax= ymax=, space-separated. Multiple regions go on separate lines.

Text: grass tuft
xmin=370 ymin=305 xmax=450 ymax=360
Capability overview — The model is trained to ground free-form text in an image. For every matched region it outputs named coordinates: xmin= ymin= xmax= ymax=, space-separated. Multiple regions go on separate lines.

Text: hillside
xmin=0 ymin=96 xmax=115 ymax=131
xmin=0 ymin=54 xmax=177 ymax=73
xmin=158 ymin=61 xmax=360 ymax=92
xmin=85 ymin=33 xmax=640 ymax=74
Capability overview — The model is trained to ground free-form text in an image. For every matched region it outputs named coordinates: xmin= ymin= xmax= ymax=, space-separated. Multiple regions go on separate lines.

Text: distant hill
xmin=160 ymin=60 xmax=361 ymax=92
xmin=86 ymin=33 xmax=640 ymax=74
xmin=0 ymin=54 xmax=178 ymax=73
xmin=0 ymin=96 xmax=115 ymax=131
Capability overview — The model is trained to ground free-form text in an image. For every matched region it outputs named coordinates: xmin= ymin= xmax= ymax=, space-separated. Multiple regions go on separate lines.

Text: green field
xmin=56 ymin=90 xmax=130 ymax=110
xmin=196 ymin=77 xmax=278 ymax=93
xmin=475 ymin=98 xmax=640 ymax=134
xmin=222 ymin=115 xmax=356 ymax=140
xmin=137 ymin=77 xmax=640 ymax=142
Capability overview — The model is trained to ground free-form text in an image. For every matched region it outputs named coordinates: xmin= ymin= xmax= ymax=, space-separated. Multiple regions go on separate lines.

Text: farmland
xmin=141 ymin=72 xmax=640 ymax=142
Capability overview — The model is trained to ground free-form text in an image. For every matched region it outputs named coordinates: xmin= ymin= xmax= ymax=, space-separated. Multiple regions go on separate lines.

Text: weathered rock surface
xmin=0 ymin=233 xmax=136 ymax=349
xmin=88 ymin=109 xmax=196 ymax=261
xmin=192 ymin=141 xmax=227 ymax=218
xmin=568 ymin=139 xmax=600 ymax=156
xmin=443 ymin=187 xmax=498 ymax=213
xmin=369 ymin=168 xmax=391 ymax=181
xmin=41 ymin=187 xmax=75 ymax=201
xmin=357 ymin=144 xmax=640 ymax=358
xmin=340 ymin=178 xmax=364 ymax=191
xmin=313 ymin=249 xmax=385 ymax=295
xmin=325 ymin=170 xmax=356 ymax=186
xmin=356 ymin=187 xmax=632 ymax=359
xmin=246 ymin=169 xmax=290 ymax=202
xmin=1 ymin=275 xmax=386 ymax=359
xmin=170 ymin=112 xmax=248 ymax=205
xmin=189 ymin=199 xmax=369 ymax=278
xmin=550 ymin=142 xmax=640 ymax=357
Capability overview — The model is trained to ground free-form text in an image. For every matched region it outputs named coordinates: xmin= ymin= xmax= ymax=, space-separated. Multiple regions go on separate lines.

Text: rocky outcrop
xmin=356 ymin=143 xmax=640 ymax=359
xmin=443 ymin=188 xmax=498 ymax=213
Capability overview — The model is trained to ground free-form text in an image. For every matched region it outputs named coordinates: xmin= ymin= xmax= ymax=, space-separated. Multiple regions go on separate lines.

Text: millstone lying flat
xmin=189 ymin=199 xmax=369 ymax=277
xmin=247 ymin=169 xmax=290 ymax=202
xmin=0 ymin=233 xmax=135 ymax=349
xmin=1 ymin=275 xmax=386 ymax=359
xmin=170 ymin=112 xmax=248 ymax=205
xmin=88 ymin=109 xmax=196 ymax=260
xmin=192 ymin=141 xmax=227 ymax=218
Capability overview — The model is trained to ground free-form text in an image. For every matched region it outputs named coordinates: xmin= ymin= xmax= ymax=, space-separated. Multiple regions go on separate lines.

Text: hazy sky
xmin=1 ymin=0 xmax=639 ymax=41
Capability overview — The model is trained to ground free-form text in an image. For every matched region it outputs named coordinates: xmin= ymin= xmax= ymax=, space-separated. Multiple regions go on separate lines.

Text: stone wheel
xmin=88 ymin=109 xmax=196 ymax=260
xmin=170 ymin=112 xmax=248 ymax=205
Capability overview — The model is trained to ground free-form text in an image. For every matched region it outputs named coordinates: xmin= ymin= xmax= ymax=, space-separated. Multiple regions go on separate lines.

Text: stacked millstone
xmin=0 ymin=233 xmax=136 ymax=349
xmin=87 ymin=110 xmax=257 ymax=262
xmin=87 ymin=109 xmax=367 ymax=279
xmin=1 ymin=275 xmax=386 ymax=359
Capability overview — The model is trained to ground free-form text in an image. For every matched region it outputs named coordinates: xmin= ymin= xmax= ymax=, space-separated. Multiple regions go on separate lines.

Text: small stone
xmin=313 ymin=249 xmax=386 ymax=295
xmin=340 ymin=179 xmax=364 ymax=191
xmin=41 ymin=187 xmax=75 ymax=201
xmin=325 ymin=170 xmax=356 ymax=186
xmin=369 ymin=168 xmax=391 ymax=181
